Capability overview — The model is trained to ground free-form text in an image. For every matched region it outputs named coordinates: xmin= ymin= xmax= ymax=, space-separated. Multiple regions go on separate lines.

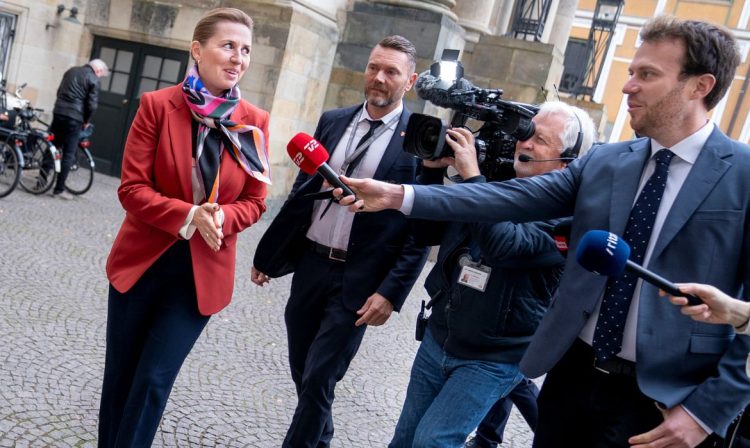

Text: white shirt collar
xmin=650 ymin=120 xmax=714 ymax=165
xmin=360 ymin=101 xmax=403 ymax=126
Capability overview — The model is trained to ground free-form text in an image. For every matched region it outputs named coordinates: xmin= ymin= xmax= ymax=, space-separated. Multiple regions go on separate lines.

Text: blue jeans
xmin=475 ymin=377 xmax=539 ymax=446
xmin=389 ymin=328 xmax=523 ymax=448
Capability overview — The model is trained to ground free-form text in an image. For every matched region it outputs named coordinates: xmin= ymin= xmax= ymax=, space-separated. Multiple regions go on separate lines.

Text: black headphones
xmin=559 ymin=112 xmax=583 ymax=160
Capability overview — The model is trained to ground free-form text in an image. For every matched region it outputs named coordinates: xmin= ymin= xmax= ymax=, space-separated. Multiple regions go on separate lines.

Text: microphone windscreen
xmin=576 ymin=230 xmax=630 ymax=277
xmin=287 ymin=133 xmax=330 ymax=175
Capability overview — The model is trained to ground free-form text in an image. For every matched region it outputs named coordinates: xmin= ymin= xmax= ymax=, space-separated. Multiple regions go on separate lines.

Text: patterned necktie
xmin=345 ymin=119 xmax=383 ymax=176
xmin=592 ymin=148 xmax=676 ymax=362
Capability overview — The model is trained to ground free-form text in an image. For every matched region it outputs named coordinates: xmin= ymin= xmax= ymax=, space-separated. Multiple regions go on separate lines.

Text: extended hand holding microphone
xmin=576 ymin=230 xmax=702 ymax=306
xmin=286 ymin=133 xmax=355 ymax=200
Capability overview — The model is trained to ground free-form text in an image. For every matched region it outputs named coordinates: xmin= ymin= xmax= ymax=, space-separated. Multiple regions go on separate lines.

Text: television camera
xmin=404 ymin=50 xmax=538 ymax=181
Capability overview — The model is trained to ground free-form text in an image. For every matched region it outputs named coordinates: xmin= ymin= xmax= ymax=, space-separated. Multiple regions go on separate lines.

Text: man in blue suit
xmin=252 ymin=35 xmax=428 ymax=448
xmin=342 ymin=16 xmax=750 ymax=448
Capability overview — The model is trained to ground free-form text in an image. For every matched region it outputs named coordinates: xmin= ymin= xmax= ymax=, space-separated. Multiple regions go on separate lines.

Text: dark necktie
xmin=592 ymin=148 xmax=676 ymax=362
xmin=345 ymin=119 xmax=383 ymax=176
xmin=319 ymin=119 xmax=384 ymax=219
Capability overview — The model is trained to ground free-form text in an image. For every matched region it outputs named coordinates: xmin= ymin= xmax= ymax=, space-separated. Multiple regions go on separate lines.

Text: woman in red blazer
xmin=100 ymin=8 xmax=269 ymax=447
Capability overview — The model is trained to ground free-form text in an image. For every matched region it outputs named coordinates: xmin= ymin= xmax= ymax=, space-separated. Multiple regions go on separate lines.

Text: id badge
xmin=457 ymin=264 xmax=491 ymax=292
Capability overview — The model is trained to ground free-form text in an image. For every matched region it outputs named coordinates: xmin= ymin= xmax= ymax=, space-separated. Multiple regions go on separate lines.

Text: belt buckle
xmin=593 ymin=357 xmax=611 ymax=374
xmin=328 ymin=247 xmax=346 ymax=262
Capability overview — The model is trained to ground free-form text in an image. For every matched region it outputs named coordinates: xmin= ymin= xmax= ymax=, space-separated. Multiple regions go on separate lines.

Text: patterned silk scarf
xmin=181 ymin=65 xmax=271 ymax=203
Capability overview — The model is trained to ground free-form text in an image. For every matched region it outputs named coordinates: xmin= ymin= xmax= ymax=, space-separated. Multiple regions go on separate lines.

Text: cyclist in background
xmin=50 ymin=58 xmax=107 ymax=198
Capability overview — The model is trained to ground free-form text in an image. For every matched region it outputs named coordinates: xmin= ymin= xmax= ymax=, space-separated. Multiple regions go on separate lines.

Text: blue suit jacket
xmin=254 ymin=104 xmax=427 ymax=311
xmin=408 ymin=128 xmax=750 ymax=435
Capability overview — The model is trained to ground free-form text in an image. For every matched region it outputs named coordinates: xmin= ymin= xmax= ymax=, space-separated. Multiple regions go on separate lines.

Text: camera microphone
xmin=415 ymin=71 xmax=475 ymax=110
xmin=517 ymin=154 xmax=575 ymax=163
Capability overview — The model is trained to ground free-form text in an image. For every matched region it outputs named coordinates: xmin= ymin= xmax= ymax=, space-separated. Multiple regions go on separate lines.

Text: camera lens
xmin=404 ymin=113 xmax=449 ymax=160
xmin=415 ymin=121 xmax=442 ymax=158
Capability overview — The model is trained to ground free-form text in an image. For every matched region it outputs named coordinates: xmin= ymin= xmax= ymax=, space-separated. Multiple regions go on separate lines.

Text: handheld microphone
xmin=287 ymin=133 xmax=355 ymax=198
xmin=576 ymin=230 xmax=702 ymax=306
xmin=517 ymin=154 xmax=575 ymax=163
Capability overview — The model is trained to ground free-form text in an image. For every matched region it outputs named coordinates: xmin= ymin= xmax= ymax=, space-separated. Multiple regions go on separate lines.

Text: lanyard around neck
xmin=340 ymin=107 xmax=400 ymax=175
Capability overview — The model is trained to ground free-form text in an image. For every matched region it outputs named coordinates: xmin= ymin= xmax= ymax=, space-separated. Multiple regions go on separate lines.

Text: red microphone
xmin=287 ymin=133 xmax=355 ymax=198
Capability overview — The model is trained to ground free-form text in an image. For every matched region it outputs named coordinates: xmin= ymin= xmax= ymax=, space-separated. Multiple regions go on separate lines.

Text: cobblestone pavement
xmin=0 ymin=174 xmax=535 ymax=447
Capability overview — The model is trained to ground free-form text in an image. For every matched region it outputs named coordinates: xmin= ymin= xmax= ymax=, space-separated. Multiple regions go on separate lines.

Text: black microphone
xmin=415 ymin=72 xmax=476 ymax=109
xmin=517 ymin=154 xmax=575 ymax=163
xmin=576 ymin=230 xmax=702 ymax=305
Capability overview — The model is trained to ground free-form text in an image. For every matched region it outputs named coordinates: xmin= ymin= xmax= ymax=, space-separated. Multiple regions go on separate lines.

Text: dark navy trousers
xmin=282 ymin=249 xmax=368 ymax=448
xmin=98 ymin=241 xmax=210 ymax=448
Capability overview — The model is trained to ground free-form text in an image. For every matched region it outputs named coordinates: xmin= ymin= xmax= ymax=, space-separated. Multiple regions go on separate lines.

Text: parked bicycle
xmin=62 ymin=123 xmax=95 ymax=195
xmin=0 ymin=135 xmax=20 ymax=198
xmin=0 ymin=73 xmax=22 ymax=198
xmin=0 ymin=78 xmax=95 ymax=197
xmin=0 ymin=76 xmax=59 ymax=197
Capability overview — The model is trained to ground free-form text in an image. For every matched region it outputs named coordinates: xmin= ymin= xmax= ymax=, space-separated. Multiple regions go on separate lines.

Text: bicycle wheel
xmin=19 ymin=137 xmax=56 ymax=194
xmin=0 ymin=141 xmax=20 ymax=198
xmin=64 ymin=147 xmax=94 ymax=195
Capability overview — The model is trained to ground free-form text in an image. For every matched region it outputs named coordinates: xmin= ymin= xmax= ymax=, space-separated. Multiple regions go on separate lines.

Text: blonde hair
xmin=192 ymin=8 xmax=253 ymax=45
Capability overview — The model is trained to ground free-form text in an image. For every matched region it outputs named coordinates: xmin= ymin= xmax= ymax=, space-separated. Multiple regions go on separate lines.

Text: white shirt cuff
xmin=681 ymin=405 xmax=712 ymax=435
xmin=179 ymin=206 xmax=225 ymax=239
xmin=399 ymin=184 xmax=414 ymax=215
xmin=180 ymin=205 xmax=200 ymax=239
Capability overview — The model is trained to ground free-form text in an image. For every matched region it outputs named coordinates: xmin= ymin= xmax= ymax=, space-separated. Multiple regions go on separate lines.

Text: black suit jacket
xmin=254 ymin=104 xmax=427 ymax=311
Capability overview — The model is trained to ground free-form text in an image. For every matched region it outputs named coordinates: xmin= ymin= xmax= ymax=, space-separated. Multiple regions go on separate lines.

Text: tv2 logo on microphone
xmin=304 ymin=140 xmax=319 ymax=152
xmin=291 ymin=139 xmax=321 ymax=167
xmin=292 ymin=152 xmax=305 ymax=167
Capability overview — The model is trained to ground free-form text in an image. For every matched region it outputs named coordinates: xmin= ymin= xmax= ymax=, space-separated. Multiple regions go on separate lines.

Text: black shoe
xmin=465 ymin=435 xmax=498 ymax=448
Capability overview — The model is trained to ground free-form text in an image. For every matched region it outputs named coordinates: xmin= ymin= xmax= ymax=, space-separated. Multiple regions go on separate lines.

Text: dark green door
xmin=90 ymin=36 xmax=189 ymax=176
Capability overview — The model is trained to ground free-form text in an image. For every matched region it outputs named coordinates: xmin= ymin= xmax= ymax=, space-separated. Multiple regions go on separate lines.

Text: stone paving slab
xmin=0 ymin=174 xmax=535 ymax=447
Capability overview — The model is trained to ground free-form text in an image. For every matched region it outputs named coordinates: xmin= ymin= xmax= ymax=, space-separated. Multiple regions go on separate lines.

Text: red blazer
xmin=106 ymin=85 xmax=268 ymax=315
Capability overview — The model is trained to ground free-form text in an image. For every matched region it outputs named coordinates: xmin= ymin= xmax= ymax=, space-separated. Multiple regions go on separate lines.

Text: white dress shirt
xmin=306 ymin=102 xmax=402 ymax=250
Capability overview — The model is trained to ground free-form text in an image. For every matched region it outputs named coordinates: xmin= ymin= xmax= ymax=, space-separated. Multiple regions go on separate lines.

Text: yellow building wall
xmin=672 ymin=2 xmax=731 ymax=25
xmin=573 ymin=0 xmax=750 ymax=143
xmin=602 ymin=60 xmax=628 ymax=123
xmin=730 ymin=1 xmax=747 ymax=29
xmin=624 ymin=1 xmax=657 ymax=17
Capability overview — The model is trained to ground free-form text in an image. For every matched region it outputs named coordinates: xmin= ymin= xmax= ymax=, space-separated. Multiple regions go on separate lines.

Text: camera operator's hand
xmin=422 ymin=158 xmax=452 ymax=169
xmin=445 ymin=128 xmax=481 ymax=179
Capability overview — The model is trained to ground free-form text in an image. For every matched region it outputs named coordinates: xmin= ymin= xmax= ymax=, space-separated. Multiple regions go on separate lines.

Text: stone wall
xmin=462 ymin=34 xmax=563 ymax=104
xmin=1 ymin=0 xmax=580 ymax=196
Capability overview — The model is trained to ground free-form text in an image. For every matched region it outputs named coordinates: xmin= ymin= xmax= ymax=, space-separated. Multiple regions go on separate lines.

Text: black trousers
xmin=98 ymin=241 xmax=210 ymax=448
xmin=50 ymin=114 xmax=82 ymax=193
xmin=533 ymin=339 xmax=724 ymax=448
xmin=283 ymin=249 xmax=368 ymax=448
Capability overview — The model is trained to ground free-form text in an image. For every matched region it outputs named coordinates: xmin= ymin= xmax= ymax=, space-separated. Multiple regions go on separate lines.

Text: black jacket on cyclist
xmin=53 ymin=65 xmax=99 ymax=124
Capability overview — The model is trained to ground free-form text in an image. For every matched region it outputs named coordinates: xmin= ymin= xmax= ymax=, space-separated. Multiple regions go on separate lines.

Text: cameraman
xmin=389 ymin=101 xmax=596 ymax=447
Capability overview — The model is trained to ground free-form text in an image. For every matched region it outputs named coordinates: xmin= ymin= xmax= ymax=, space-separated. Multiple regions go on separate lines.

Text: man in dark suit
xmin=342 ymin=16 xmax=750 ymax=448
xmin=251 ymin=35 xmax=428 ymax=448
